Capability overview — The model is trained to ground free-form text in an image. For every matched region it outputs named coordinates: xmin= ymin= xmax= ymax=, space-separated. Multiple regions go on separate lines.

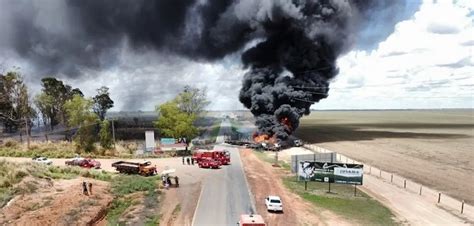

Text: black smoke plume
xmin=239 ymin=0 xmax=400 ymax=141
xmin=0 ymin=0 xmax=408 ymax=138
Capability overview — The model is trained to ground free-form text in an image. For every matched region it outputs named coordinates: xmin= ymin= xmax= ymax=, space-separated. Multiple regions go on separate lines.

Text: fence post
xmin=419 ymin=186 xmax=422 ymax=195
xmin=305 ymin=181 xmax=308 ymax=191
xmin=354 ymin=184 xmax=357 ymax=196
xmin=461 ymin=200 xmax=464 ymax=214
xmin=438 ymin=193 xmax=441 ymax=203
xmin=369 ymin=166 xmax=372 ymax=174
xmin=390 ymin=174 xmax=393 ymax=183
xmin=404 ymin=180 xmax=406 ymax=189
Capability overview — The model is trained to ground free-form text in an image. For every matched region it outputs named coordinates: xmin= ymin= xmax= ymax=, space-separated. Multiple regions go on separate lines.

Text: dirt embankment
xmin=0 ymin=177 xmax=113 ymax=225
xmin=240 ymin=149 xmax=350 ymax=226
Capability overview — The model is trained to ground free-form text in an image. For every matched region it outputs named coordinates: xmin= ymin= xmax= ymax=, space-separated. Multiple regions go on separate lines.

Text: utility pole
xmin=24 ymin=116 xmax=30 ymax=149
xmin=112 ymin=119 xmax=116 ymax=149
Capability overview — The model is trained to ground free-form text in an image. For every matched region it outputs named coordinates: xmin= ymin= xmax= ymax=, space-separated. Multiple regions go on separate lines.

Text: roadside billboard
xmin=298 ymin=161 xmax=364 ymax=185
xmin=291 ymin=153 xmax=337 ymax=173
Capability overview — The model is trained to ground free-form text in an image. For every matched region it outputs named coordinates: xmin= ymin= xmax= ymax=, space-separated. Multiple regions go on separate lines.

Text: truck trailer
xmin=111 ymin=161 xmax=156 ymax=176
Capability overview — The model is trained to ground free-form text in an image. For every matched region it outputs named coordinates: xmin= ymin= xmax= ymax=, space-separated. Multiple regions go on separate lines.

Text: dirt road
xmin=240 ymin=149 xmax=351 ymax=226
xmin=361 ymin=173 xmax=469 ymax=225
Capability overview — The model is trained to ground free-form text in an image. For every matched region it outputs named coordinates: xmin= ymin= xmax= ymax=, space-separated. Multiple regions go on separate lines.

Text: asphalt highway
xmin=192 ymin=119 xmax=255 ymax=226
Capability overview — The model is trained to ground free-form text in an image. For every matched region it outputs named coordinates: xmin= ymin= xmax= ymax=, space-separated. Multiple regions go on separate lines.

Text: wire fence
xmin=304 ymin=144 xmax=473 ymax=219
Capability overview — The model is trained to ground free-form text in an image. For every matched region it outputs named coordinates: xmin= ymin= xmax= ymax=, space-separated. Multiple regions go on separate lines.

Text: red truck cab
xmin=238 ymin=214 xmax=266 ymax=226
xmin=198 ymin=157 xmax=221 ymax=169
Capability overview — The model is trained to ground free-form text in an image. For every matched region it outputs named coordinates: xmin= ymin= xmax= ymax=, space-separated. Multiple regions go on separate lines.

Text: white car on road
xmin=33 ymin=157 xmax=53 ymax=165
xmin=265 ymin=195 xmax=283 ymax=212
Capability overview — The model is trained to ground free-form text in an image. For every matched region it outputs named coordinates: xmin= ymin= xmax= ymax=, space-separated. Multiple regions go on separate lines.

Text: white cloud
xmin=62 ymin=46 xmax=247 ymax=111
xmin=316 ymin=0 xmax=474 ymax=109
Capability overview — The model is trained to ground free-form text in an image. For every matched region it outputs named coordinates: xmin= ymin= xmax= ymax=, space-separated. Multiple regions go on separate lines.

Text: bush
xmin=3 ymin=139 xmax=18 ymax=148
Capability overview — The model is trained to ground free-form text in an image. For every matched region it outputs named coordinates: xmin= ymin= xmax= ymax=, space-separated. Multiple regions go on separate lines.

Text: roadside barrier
xmin=303 ymin=144 xmax=473 ymax=219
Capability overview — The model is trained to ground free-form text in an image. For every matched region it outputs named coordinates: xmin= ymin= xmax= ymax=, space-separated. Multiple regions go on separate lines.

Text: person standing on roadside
xmin=186 ymin=157 xmax=191 ymax=165
xmin=182 ymin=156 xmax=185 ymax=165
xmin=174 ymin=176 xmax=179 ymax=187
xmin=88 ymin=182 xmax=93 ymax=195
xmin=82 ymin=181 xmax=88 ymax=195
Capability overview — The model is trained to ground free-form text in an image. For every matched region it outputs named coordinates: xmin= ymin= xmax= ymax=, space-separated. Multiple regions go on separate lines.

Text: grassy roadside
xmin=253 ymin=151 xmax=397 ymax=225
xmin=0 ymin=139 xmax=180 ymax=159
xmin=106 ymin=175 xmax=162 ymax=225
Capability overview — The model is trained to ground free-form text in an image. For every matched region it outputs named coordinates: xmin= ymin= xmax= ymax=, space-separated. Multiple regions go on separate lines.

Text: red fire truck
xmin=192 ymin=149 xmax=231 ymax=165
xmin=198 ymin=157 xmax=221 ymax=169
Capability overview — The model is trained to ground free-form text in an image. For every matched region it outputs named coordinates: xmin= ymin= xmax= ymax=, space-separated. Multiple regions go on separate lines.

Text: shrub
xmin=3 ymin=139 xmax=18 ymax=148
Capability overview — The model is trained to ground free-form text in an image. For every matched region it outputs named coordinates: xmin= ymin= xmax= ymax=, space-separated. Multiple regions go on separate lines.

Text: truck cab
xmin=238 ymin=214 xmax=266 ymax=226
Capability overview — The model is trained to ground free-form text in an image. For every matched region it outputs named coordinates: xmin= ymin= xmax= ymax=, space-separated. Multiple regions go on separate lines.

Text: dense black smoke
xmin=238 ymin=0 xmax=403 ymax=141
xmin=0 ymin=0 xmax=409 ymax=138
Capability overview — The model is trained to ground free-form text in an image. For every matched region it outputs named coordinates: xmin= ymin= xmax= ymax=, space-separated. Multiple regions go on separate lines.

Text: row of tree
xmin=1 ymin=70 xmax=210 ymax=152
xmin=1 ymin=71 xmax=114 ymax=151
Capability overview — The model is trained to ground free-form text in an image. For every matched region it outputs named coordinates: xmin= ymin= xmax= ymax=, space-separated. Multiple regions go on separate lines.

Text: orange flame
xmin=253 ymin=133 xmax=277 ymax=144
xmin=280 ymin=117 xmax=293 ymax=130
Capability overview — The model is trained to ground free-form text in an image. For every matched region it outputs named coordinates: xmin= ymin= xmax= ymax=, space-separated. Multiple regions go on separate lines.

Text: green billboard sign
xmin=298 ymin=161 xmax=364 ymax=185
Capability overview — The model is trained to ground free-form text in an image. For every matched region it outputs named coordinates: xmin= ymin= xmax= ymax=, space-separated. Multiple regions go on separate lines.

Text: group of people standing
xmin=182 ymin=156 xmax=194 ymax=165
xmin=162 ymin=174 xmax=179 ymax=189
xmin=82 ymin=181 xmax=93 ymax=195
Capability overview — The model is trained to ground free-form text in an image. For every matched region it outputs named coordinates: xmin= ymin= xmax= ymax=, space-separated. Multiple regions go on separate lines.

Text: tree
xmin=36 ymin=77 xmax=83 ymax=130
xmin=175 ymin=86 xmax=210 ymax=116
xmin=93 ymin=86 xmax=114 ymax=121
xmin=0 ymin=72 xmax=35 ymax=138
xmin=34 ymin=93 xmax=54 ymax=129
xmin=154 ymin=100 xmax=198 ymax=143
xmin=99 ymin=120 xmax=113 ymax=149
xmin=64 ymin=95 xmax=98 ymax=152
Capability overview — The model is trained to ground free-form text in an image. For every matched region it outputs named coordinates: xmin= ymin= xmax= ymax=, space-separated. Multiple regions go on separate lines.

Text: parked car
xmin=33 ymin=156 xmax=53 ymax=165
xmin=65 ymin=157 xmax=101 ymax=169
xmin=265 ymin=196 xmax=283 ymax=212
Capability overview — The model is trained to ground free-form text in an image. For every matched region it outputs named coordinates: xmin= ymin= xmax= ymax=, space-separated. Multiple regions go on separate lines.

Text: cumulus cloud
xmin=316 ymin=0 xmax=474 ymax=109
